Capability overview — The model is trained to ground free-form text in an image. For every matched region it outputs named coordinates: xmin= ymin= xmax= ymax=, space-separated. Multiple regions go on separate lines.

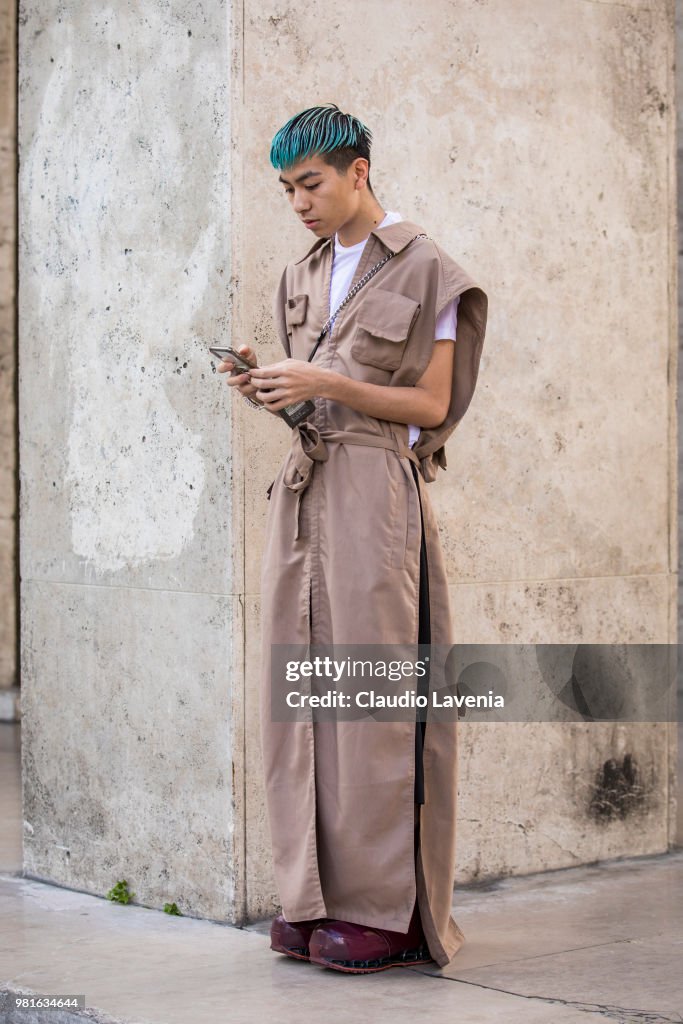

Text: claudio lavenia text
xmin=285 ymin=689 xmax=505 ymax=710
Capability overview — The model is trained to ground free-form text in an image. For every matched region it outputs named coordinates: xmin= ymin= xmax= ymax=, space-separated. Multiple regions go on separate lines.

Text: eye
xmin=283 ymin=183 xmax=320 ymax=195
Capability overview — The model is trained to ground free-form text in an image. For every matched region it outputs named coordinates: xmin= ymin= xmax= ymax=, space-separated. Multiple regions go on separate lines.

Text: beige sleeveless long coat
xmin=259 ymin=219 xmax=488 ymax=967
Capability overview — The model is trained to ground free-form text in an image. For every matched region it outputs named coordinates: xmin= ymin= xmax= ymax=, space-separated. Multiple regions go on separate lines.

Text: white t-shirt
xmin=330 ymin=211 xmax=459 ymax=447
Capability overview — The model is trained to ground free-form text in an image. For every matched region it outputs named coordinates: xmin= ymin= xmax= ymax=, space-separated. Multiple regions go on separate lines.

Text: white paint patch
xmin=20 ymin=5 xmax=231 ymax=573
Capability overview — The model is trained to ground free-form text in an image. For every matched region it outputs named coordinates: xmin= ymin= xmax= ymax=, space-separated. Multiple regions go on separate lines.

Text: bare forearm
xmin=244 ymin=344 xmax=453 ymax=425
xmin=319 ymin=369 xmax=445 ymax=429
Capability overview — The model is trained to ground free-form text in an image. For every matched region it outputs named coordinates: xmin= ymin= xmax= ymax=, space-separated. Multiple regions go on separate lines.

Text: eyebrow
xmin=278 ymin=170 xmax=323 ymax=185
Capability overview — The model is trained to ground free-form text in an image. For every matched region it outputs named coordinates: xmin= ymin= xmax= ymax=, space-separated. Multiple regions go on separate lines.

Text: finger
xmin=249 ymin=365 xmax=282 ymax=379
xmin=262 ymin=397 xmax=289 ymax=413
xmin=236 ymin=345 xmax=257 ymax=366
xmin=216 ymin=359 xmax=235 ymax=374
xmin=256 ymin=388 xmax=285 ymax=404
xmin=251 ymin=376 xmax=280 ymax=389
xmin=226 ymin=371 xmax=251 ymax=387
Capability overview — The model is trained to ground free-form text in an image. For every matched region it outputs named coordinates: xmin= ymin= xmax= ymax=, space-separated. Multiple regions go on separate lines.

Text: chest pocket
xmin=285 ymin=293 xmax=309 ymax=331
xmin=352 ymin=287 xmax=422 ymax=372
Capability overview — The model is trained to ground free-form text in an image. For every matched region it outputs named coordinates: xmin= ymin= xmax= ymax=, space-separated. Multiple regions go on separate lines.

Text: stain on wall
xmin=589 ymin=753 xmax=648 ymax=822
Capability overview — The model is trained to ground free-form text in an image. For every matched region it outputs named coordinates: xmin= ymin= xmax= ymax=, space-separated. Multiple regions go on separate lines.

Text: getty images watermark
xmin=269 ymin=644 xmax=680 ymax=723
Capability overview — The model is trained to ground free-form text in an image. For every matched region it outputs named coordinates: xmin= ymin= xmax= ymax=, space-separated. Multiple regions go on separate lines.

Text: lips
xmin=303 ymin=219 xmax=319 ymax=227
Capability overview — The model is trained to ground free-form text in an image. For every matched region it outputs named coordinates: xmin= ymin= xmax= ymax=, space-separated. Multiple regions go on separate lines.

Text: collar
xmin=293 ymin=234 xmax=331 ymax=265
xmin=369 ymin=219 xmax=427 ymax=253
xmin=293 ymin=218 xmax=427 ymax=265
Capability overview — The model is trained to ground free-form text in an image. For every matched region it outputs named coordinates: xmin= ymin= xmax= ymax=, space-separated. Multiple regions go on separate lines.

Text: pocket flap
xmin=355 ymin=287 xmax=421 ymax=342
xmin=285 ymin=293 xmax=309 ymax=328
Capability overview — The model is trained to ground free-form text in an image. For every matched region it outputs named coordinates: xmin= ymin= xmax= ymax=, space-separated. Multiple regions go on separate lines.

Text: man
xmin=218 ymin=103 xmax=488 ymax=973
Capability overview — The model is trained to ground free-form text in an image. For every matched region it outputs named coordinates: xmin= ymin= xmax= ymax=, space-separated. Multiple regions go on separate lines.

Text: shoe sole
xmin=309 ymin=948 xmax=434 ymax=974
xmin=270 ymin=942 xmax=311 ymax=962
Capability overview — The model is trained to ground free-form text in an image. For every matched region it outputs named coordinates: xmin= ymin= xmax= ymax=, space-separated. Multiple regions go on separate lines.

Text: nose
xmin=293 ymin=191 xmax=311 ymax=214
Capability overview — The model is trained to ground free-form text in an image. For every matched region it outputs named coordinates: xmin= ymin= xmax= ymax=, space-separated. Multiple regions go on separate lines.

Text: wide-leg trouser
xmin=307 ymin=458 xmax=431 ymax=932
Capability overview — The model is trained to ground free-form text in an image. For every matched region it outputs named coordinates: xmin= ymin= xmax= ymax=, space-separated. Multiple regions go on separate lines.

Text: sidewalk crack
xmin=405 ymin=972 xmax=682 ymax=1023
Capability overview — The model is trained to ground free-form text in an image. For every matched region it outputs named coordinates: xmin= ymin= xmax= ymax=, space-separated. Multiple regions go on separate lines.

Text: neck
xmin=336 ymin=198 xmax=387 ymax=247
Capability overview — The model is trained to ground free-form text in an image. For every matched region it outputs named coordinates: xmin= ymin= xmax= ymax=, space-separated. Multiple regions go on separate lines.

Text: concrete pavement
xmin=2 ymin=721 xmax=682 ymax=1024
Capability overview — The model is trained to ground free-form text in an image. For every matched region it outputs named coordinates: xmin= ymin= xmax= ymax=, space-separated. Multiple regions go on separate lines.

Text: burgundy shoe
xmin=308 ymin=909 xmax=434 ymax=973
xmin=270 ymin=914 xmax=329 ymax=961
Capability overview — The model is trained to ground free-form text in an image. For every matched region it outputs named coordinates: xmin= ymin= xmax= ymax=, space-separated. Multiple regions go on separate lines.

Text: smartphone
xmin=209 ymin=346 xmax=255 ymax=374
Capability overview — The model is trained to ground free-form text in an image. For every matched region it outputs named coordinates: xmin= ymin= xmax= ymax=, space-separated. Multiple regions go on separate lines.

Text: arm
xmin=248 ymin=339 xmax=455 ymax=429
xmin=320 ymin=339 xmax=455 ymax=428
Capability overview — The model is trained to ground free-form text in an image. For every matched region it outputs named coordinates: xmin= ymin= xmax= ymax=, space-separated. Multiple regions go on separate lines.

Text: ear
xmin=353 ymin=157 xmax=369 ymax=189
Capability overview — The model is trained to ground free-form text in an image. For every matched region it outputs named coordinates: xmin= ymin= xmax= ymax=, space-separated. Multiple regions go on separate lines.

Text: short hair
xmin=270 ymin=102 xmax=375 ymax=194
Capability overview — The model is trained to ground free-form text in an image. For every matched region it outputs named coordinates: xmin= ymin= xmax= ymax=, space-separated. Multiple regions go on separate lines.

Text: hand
xmin=216 ymin=345 xmax=262 ymax=403
xmin=248 ymin=359 xmax=330 ymax=414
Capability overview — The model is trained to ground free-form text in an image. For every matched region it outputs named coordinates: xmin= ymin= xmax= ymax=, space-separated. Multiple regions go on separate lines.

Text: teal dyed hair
xmin=270 ymin=102 xmax=375 ymax=192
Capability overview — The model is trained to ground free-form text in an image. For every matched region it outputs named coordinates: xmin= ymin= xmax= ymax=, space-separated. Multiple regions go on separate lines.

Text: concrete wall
xmin=17 ymin=0 xmax=677 ymax=926
xmin=18 ymin=2 xmax=246 ymax=921
xmin=677 ymin=0 xmax=683 ymax=704
xmin=0 ymin=0 xmax=17 ymax=711
xmin=241 ymin=0 xmax=678 ymax=912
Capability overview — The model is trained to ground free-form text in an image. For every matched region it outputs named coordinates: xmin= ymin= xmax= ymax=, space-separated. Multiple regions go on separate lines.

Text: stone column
xmin=0 ymin=0 xmax=18 ymax=721
xmin=18 ymin=1 xmax=247 ymax=921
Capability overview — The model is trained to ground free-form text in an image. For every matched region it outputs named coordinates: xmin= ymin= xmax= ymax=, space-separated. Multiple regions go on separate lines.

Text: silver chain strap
xmin=242 ymin=393 xmax=265 ymax=410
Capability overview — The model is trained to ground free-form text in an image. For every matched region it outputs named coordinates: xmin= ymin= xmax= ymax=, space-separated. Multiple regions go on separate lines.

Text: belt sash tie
xmin=282 ymin=422 xmax=423 ymax=541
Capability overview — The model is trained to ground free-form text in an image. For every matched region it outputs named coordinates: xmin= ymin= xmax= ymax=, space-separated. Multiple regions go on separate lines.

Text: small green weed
xmin=106 ymin=880 xmax=135 ymax=904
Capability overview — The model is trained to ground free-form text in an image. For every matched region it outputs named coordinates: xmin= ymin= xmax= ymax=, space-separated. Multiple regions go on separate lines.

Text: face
xmin=278 ymin=153 xmax=364 ymax=237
